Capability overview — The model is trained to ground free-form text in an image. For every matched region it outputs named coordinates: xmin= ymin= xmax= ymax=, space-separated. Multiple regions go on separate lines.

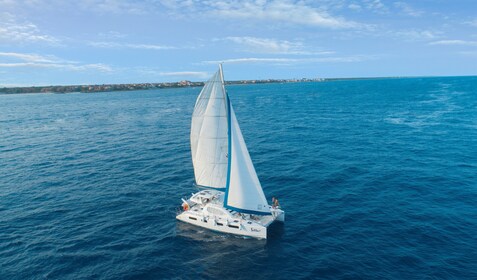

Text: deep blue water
xmin=1 ymin=77 xmax=476 ymax=279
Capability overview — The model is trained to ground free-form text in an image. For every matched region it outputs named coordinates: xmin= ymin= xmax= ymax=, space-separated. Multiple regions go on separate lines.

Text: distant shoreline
xmin=1 ymin=79 xmax=316 ymax=94
xmin=1 ymin=76 xmax=473 ymax=94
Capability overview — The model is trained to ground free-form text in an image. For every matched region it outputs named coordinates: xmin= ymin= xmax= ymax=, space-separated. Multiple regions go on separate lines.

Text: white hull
xmin=176 ymin=190 xmax=285 ymax=239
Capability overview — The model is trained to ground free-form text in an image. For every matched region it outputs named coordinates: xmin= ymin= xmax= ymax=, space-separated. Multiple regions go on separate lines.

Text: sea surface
xmin=1 ymin=77 xmax=476 ymax=279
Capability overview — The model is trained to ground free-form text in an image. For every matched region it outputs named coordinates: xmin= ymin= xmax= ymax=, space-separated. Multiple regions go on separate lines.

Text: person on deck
xmin=272 ymin=197 xmax=280 ymax=208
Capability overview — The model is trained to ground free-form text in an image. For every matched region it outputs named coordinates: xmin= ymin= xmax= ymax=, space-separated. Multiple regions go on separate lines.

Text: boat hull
xmin=176 ymin=211 xmax=267 ymax=239
xmin=176 ymin=190 xmax=284 ymax=239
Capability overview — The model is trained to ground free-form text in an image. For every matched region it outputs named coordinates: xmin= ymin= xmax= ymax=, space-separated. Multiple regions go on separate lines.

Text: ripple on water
xmin=1 ymin=77 xmax=477 ymax=279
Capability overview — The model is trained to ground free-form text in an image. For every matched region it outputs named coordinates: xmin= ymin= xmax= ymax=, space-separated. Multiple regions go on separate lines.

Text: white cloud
xmin=429 ymin=40 xmax=477 ymax=46
xmin=1 ymin=0 xmax=149 ymax=15
xmin=363 ymin=0 xmax=388 ymax=14
xmin=98 ymin=31 xmax=128 ymax=39
xmin=458 ymin=51 xmax=477 ymax=57
xmin=205 ymin=58 xmax=297 ymax=64
xmin=159 ymin=71 xmax=209 ymax=78
xmin=159 ymin=0 xmax=363 ymax=29
xmin=0 ymin=0 xmax=16 ymax=7
xmin=314 ymin=56 xmax=371 ymax=62
xmin=212 ymin=1 xmax=361 ymax=29
xmin=464 ymin=19 xmax=477 ymax=27
xmin=159 ymin=0 xmax=197 ymax=10
xmin=128 ymin=44 xmax=175 ymax=50
xmin=0 ymin=52 xmax=60 ymax=63
xmin=88 ymin=41 xmax=176 ymax=50
xmin=348 ymin=3 xmax=362 ymax=11
xmin=0 ymin=52 xmax=112 ymax=72
xmin=135 ymin=68 xmax=209 ymax=79
xmin=393 ymin=2 xmax=423 ymax=17
xmin=226 ymin=37 xmax=300 ymax=54
xmin=2 ymin=1 xmax=367 ymax=30
xmin=78 ymin=0 xmax=148 ymax=14
xmin=224 ymin=36 xmax=332 ymax=55
xmin=204 ymin=55 xmax=374 ymax=64
xmin=0 ymin=62 xmax=112 ymax=72
xmin=0 ymin=13 xmax=60 ymax=44
xmin=393 ymin=29 xmax=440 ymax=41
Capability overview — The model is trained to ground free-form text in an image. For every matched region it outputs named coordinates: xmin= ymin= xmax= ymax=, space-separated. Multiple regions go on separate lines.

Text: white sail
xmin=191 ymin=65 xmax=271 ymax=214
xmin=224 ymin=103 xmax=271 ymax=215
xmin=190 ymin=70 xmax=228 ymax=189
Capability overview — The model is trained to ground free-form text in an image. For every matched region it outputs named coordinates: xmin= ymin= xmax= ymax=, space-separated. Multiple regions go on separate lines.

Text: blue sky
xmin=0 ymin=0 xmax=476 ymax=86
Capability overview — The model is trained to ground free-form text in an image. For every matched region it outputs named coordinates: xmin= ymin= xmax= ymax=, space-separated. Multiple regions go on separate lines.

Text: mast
xmin=219 ymin=63 xmax=226 ymax=96
xmin=222 ymin=63 xmax=233 ymax=203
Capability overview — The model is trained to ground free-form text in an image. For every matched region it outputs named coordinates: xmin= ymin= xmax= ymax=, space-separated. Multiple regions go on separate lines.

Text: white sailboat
xmin=176 ymin=65 xmax=285 ymax=239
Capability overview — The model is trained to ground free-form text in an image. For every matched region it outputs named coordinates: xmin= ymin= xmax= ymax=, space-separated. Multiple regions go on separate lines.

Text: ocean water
xmin=1 ymin=77 xmax=476 ymax=279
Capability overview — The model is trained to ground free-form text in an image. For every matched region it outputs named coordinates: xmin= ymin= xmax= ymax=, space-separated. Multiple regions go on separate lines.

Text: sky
xmin=0 ymin=0 xmax=476 ymax=86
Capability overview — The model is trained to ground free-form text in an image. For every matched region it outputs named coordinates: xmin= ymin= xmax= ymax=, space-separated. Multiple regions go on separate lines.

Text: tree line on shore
xmin=0 ymin=78 xmax=327 ymax=94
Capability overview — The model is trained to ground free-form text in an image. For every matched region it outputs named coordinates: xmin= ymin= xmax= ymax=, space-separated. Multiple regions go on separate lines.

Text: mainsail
xmin=190 ymin=70 xmax=228 ymax=189
xmin=191 ymin=65 xmax=271 ymax=215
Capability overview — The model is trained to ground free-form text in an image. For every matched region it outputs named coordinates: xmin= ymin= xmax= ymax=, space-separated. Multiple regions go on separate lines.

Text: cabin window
xmin=216 ymin=222 xmax=223 ymax=226
xmin=189 ymin=217 xmax=197 ymax=220
xmin=228 ymin=225 xmax=239 ymax=229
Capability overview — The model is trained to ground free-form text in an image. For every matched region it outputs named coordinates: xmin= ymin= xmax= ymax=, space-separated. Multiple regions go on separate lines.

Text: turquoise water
xmin=1 ymin=77 xmax=476 ymax=279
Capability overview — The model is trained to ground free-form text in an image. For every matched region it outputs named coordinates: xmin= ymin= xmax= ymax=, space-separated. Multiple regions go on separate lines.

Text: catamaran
xmin=176 ymin=65 xmax=285 ymax=239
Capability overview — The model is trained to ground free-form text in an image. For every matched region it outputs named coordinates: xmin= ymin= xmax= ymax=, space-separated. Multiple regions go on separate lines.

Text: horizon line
xmin=1 ymin=74 xmax=476 ymax=89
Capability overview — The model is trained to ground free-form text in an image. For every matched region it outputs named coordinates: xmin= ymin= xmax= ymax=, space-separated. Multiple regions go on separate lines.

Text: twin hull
xmin=176 ymin=190 xmax=284 ymax=239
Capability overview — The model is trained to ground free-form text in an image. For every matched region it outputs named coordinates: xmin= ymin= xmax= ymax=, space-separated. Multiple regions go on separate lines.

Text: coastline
xmin=0 ymin=79 xmax=317 ymax=95
xmin=1 ymin=75 xmax=474 ymax=95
